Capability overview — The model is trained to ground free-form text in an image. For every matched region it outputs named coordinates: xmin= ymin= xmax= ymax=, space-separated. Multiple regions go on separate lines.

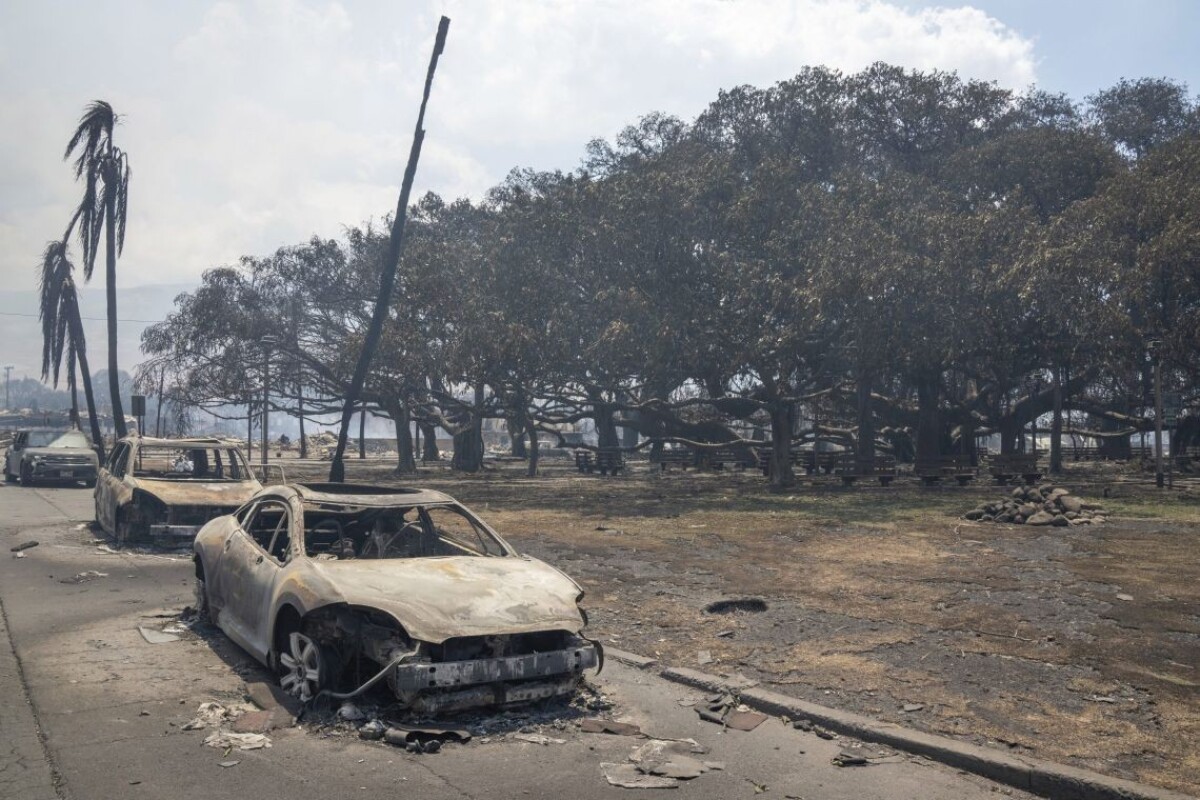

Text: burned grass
xmin=282 ymin=459 xmax=1200 ymax=794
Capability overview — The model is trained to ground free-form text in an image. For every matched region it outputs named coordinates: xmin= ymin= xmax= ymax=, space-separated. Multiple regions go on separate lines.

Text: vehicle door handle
xmin=255 ymin=555 xmax=264 ymax=564
xmin=224 ymin=539 xmax=232 ymax=550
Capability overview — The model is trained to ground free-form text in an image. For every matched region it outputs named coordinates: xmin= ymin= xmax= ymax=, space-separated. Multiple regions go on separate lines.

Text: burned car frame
xmin=94 ymin=436 xmax=263 ymax=545
xmin=193 ymin=483 xmax=601 ymax=714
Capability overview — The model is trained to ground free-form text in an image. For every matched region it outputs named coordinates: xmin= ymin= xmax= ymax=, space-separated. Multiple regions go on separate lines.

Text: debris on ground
xmin=336 ymin=701 xmax=366 ymax=722
xmin=832 ymin=751 xmax=869 ymax=766
xmin=60 ymin=570 xmax=107 ymax=584
xmin=359 ymin=720 xmax=387 ymax=740
xmin=725 ymin=709 xmax=768 ymax=731
xmin=218 ymin=760 xmax=240 ymax=768
xmin=203 ymin=731 xmax=271 ymax=750
xmin=694 ymin=693 xmax=767 ymax=730
xmin=704 ymin=598 xmax=768 ymax=614
xmin=513 ymin=732 xmax=566 ymax=745
xmin=183 ymin=701 xmax=257 ymax=731
xmin=697 ymin=650 xmax=713 ymax=665
xmin=10 ymin=540 xmax=39 ymax=552
xmin=231 ymin=710 xmax=276 ymax=734
xmin=580 ymin=718 xmax=643 ymax=736
xmin=901 ymin=703 xmax=924 ymax=713
xmin=964 ymin=484 xmax=1105 ymax=525
xmin=601 ymin=762 xmax=680 ymax=789
xmin=244 ymin=680 xmax=304 ymax=721
xmin=137 ymin=625 xmax=180 ymax=644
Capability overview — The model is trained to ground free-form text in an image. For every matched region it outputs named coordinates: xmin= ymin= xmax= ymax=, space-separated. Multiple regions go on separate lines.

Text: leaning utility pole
xmin=329 ymin=16 xmax=450 ymax=482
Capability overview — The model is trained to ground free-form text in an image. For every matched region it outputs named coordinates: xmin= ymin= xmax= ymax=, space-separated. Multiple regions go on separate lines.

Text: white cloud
xmin=0 ymin=0 xmax=1038 ymax=299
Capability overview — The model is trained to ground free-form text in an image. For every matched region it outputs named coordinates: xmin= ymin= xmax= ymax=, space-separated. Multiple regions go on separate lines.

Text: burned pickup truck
xmin=94 ymin=436 xmax=263 ymax=545
xmin=193 ymin=483 xmax=601 ymax=713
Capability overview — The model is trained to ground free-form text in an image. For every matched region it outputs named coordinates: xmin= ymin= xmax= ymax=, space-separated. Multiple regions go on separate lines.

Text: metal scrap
xmin=580 ymin=718 xmax=643 ymax=736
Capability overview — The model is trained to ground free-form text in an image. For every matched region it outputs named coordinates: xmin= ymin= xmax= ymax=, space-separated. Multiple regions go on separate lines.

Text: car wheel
xmin=19 ymin=463 xmax=33 ymax=486
xmin=84 ymin=478 xmax=96 ymax=489
xmin=278 ymin=632 xmax=333 ymax=703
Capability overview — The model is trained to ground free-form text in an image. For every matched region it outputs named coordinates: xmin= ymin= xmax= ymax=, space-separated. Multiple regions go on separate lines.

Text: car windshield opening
xmin=131 ymin=446 xmax=249 ymax=481
xmin=303 ymin=503 xmax=506 ymax=560
xmin=28 ymin=430 xmax=90 ymax=448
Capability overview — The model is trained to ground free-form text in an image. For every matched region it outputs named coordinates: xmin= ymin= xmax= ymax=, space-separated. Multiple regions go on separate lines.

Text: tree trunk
xmin=527 ymin=425 xmax=540 ymax=477
xmin=855 ymin=372 xmax=874 ymax=462
xmin=247 ymin=401 xmax=254 ymax=463
xmin=68 ymin=355 xmax=80 ymax=428
xmin=507 ymin=415 xmax=528 ymax=458
xmin=358 ymin=405 xmax=367 ymax=459
xmin=593 ymin=401 xmax=620 ymax=449
xmin=915 ymin=373 xmax=942 ymax=463
xmin=1050 ymin=366 xmax=1064 ymax=474
xmin=66 ymin=297 xmax=105 ymax=463
xmin=104 ymin=197 xmax=127 ymax=439
xmin=419 ymin=420 xmax=440 ymax=460
xmin=768 ymin=400 xmax=796 ymax=489
xmin=452 ymin=385 xmax=485 ymax=472
xmin=328 ymin=17 xmax=449 ymax=482
xmin=391 ymin=400 xmax=415 ymax=474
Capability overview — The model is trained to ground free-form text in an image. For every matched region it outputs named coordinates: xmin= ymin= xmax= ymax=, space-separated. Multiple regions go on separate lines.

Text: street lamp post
xmin=3 ymin=365 xmax=12 ymax=411
xmin=261 ymin=336 xmax=278 ymax=468
xmin=1148 ymin=338 xmax=1164 ymax=488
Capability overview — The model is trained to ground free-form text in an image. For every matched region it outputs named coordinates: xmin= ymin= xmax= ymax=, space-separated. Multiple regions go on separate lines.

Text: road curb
xmin=659 ymin=665 xmax=1195 ymax=800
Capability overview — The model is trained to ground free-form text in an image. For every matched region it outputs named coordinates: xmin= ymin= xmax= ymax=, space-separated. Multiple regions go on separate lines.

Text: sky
xmin=1 ymin=0 xmax=1198 ymax=379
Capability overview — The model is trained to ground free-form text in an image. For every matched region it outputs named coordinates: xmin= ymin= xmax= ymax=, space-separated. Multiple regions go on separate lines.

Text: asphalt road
xmin=0 ymin=482 xmax=1036 ymax=800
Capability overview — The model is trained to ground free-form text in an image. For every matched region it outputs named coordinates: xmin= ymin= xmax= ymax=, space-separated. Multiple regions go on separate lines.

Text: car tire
xmin=19 ymin=463 xmax=33 ymax=487
xmin=84 ymin=478 xmax=96 ymax=489
xmin=278 ymin=631 xmax=335 ymax=704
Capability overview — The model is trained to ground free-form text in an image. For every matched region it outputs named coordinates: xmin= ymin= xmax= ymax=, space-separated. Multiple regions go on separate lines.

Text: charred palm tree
xmin=39 ymin=241 xmax=106 ymax=461
xmin=64 ymin=100 xmax=130 ymax=438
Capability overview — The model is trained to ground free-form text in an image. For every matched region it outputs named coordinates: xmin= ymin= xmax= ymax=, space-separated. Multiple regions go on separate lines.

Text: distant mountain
xmin=0 ymin=283 xmax=195 ymax=383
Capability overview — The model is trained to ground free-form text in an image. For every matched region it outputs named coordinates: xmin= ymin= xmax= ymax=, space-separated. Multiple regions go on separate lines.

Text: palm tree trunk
xmin=329 ymin=16 xmax=449 ymax=482
xmin=66 ymin=296 xmax=105 ymax=462
xmin=104 ymin=199 xmax=127 ymax=438
xmin=155 ymin=367 xmax=165 ymax=437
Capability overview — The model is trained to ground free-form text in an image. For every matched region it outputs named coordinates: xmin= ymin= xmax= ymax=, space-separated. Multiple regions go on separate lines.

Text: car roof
xmin=274 ymin=482 xmax=456 ymax=507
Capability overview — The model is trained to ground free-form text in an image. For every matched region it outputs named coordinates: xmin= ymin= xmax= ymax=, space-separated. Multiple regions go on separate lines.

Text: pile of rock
xmin=964 ymin=484 xmax=1106 ymax=526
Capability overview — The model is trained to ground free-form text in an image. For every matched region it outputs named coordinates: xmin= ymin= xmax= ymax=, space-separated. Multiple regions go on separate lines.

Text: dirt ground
xmin=282 ymin=455 xmax=1200 ymax=795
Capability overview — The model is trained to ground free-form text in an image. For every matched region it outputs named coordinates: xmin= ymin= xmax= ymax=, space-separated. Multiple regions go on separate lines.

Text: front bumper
xmin=30 ymin=462 xmax=96 ymax=481
xmin=395 ymin=643 xmax=600 ymax=713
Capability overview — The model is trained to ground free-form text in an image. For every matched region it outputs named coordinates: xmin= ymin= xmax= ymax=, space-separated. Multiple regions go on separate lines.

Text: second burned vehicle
xmin=94 ymin=436 xmax=263 ymax=545
xmin=193 ymin=483 xmax=601 ymax=713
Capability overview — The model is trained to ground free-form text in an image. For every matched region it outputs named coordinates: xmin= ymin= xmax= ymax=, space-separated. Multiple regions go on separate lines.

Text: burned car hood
xmin=132 ymin=478 xmax=261 ymax=506
xmin=307 ymin=556 xmax=585 ymax=644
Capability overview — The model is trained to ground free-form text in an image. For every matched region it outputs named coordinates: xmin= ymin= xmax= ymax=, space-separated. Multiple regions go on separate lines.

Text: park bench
xmin=652 ymin=448 xmax=694 ymax=472
xmin=834 ymin=453 xmax=897 ymax=486
xmin=914 ymin=455 xmax=977 ymax=486
xmin=986 ymin=453 xmax=1042 ymax=485
xmin=700 ymin=447 xmax=754 ymax=471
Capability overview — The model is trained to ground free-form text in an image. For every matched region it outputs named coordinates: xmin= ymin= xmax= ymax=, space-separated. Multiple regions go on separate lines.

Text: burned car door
xmin=96 ymin=443 xmax=130 ymax=531
xmin=216 ymin=498 xmax=292 ymax=660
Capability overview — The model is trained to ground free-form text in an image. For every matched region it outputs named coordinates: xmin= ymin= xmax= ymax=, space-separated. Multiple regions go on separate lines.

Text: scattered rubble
xmin=137 ymin=625 xmax=180 ymax=644
xmin=963 ymin=484 xmax=1106 ymax=525
xmin=203 ymin=731 xmax=271 ymax=751
xmin=580 ymin=718 xmax=642 ymax=736
xmin=694 ymin=692 xmax=769 ymax=730
xmin=60 ymin=570 xmax=107 ymax=584
xmin=10 ymin=540 xmax=38 ymax=552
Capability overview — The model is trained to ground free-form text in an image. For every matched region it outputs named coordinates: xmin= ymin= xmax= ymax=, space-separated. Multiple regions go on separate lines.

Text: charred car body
xmin=94 ymin=436 xmax=263 ymax=545
xmin=4 ymin=429 xmax=98 ymax=487
xmin=193 ymin=483 xmax=601 ymax=713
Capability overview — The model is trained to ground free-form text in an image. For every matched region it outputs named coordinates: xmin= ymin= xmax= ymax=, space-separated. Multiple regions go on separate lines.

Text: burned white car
xmin=95 ymin=436 xmax=263 ymax=546
xmin=193 ymin=483 xmax=601 ymax=714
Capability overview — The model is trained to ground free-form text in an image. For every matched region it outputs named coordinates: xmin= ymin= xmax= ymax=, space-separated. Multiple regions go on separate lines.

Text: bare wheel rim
xmin=279 ymin=632 xmax=323 ymax=702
